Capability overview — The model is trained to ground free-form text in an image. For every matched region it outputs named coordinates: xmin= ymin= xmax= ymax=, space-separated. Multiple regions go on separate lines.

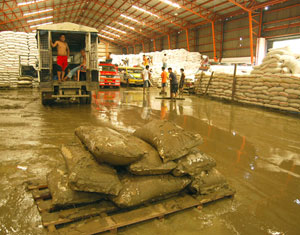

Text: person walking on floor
xmin=179 ymin=68 xmax=185 ymax=96
xmin=160 ymin=66 xmax=168 ymax=95
xmin=142 ymin=65 xmax=151 ymax=93
xmin=168 ymin=67 xmax=178 ymax=100
xmin=162 ymin=54 xmax=167 ymax=68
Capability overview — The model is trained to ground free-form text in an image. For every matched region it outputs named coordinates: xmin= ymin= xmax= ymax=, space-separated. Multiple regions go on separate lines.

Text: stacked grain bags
xmin=46 ymin=120 xmax=233 ymax=210
xmin=251 ymin=46 xmax=300 ymax=75
xmin=112 ymin=49 xmax=202 ymax=85
xmin=0 ymin=31 xmax=38 ymax=88
xmin=194 ymin=46 xmax=300 ymax=113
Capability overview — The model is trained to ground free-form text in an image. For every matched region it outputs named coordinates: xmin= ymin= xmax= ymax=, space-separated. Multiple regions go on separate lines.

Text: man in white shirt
xmin=142 ymin=65 xmax=151 ymax=93
xmin=162 ymin=54 xmax=167 ymax=68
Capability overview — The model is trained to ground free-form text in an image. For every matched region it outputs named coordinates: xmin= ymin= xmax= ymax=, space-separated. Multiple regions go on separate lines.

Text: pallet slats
xmin=28 ymin=182 xmax=235 ymax=235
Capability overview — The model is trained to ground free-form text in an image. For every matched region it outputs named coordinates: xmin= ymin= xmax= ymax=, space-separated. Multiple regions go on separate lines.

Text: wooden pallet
xmin=27 ymin=182 xmax=235 ymax=235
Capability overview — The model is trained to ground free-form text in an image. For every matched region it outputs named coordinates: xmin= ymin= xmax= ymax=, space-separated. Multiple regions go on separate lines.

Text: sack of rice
xmin=128 ymin=141 xmax=177 ymax=175
xmin=134 ymin=120 xmax=202 ymax=162
xmin=61 ymin=144 xmax=122 ymax=195
xmin=75 ymin=126 xmax=145 ymax=165
xmin=189 ymin=168 xmax=229 ymax=195
xmin=111 ymin=174 xmax=191 ymax=208
xmin=172 ymin=148 xmax=216 ymax=177
xmin=47 ymin=166 xmax=104 ymax=208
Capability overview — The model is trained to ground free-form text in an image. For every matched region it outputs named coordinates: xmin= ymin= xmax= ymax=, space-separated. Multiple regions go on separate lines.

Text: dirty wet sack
xmin=111 ymin=174 xmax=191 ymax=208
xmin=61 ymin=144 xmax=122 ymax=196
xmin=128 ymin=140 xmax=177 ymax=175
xmin=47 ymin=166 xmax=103 ymax=208
xmin=189 ymin=168 xmax=229 ymax=195
xmin=75 ymin=126 xmax=145 ymax=165
xmin=173 ymin=148 xmax=216 ymax=176
xmin=134 ymin=120 xmax=203 ymax=162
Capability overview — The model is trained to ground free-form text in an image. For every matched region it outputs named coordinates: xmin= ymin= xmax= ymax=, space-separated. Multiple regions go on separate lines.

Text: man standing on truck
xmin=51 ymin=34 xmax=70 ymax=83
xmin=64 ymin=49 xmax=86 ymax=81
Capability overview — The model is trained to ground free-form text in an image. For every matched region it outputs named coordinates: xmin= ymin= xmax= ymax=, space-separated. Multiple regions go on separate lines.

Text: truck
xmin=36 ymin=22 xmax=99 ymax=104
xmin=99 ymin=62 xmax=120 ymax=88
xmin=118 ymin=66 xmax=143 ymax=86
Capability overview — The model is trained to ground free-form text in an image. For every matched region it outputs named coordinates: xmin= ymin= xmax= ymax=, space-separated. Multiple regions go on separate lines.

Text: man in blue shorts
xmin=168 ymin=67 xmax=178 ymax=100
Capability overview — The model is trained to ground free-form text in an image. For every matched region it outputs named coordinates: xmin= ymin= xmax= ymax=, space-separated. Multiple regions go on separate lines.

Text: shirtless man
xmin=51 ymin=34 xmax=70 ymax=82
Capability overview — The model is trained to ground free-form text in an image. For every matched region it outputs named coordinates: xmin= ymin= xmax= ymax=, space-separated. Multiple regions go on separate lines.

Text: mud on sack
xmin=47 ymin=165 xmax=104 ymax=208
xmin=134 ymin=120 xmax=203 ymax=162
xmin=172 ymin=148 xmax=216 ymax=177
xmin=111 ymin=174 xmax=191 ymax=208
xmin=128 ymin=140 xmax=177 ymax=175
xmin=61 ymin=144 xmax=122 ymax=196
xmin=189 ymin=168 xmax=230 ymax=195
xmin=75 ymin=126 xmax=146 ymax=165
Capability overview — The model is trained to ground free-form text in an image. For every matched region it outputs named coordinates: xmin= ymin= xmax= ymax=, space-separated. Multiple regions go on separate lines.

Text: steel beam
xmin=211 ymin=21 xmax=217 ymax=62
xmin=185 ymin=29 xmax=190 ymax=51
xmin=248 ymin=12 xmax=254 ymax=65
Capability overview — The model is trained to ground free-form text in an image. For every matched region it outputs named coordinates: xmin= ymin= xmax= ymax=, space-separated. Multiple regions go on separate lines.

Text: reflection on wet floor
xmin=0 ymin=88 xmax=300 ymax=234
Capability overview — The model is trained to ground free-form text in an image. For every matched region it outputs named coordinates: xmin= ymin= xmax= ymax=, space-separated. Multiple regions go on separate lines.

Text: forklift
xmin=36 ymin=22 xmax=99 ymax=105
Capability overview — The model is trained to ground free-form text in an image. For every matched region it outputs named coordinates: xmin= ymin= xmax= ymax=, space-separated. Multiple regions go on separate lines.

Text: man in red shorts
xmin=51 ymin=34 xmax=70 ymax=82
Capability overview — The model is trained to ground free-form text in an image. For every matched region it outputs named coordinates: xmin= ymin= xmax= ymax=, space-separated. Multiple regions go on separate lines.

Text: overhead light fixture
xmin=120 ymin=14 xmax=140 ymax=24
xmin=30 ymin=21 xmax=53 ymax=28
xmin=115 ymin=22 xmax=135 ymax=30
xmin=264 ymin=6 xmax=269 ymax=10
xmin=240 ymin=37 xmax=243 ymax=41
xmin=101 ymin=30 xmax=120 ymax=38
xmin=106 ymin=25 xmax=126 ymax=34
xmin=160 ymin=0 xmax=180 ymax=8
xmin=27 ymin=15 xmax=53 ymax=23
xmin=132 ymin=5 xmax=159 ymax=18
xmin=98 ymin=34 xmax=114 ymax=41
xmin=24 ymin=8 xmax=53 ymax=16
xmin=18 ymin=0 xmax=45 ymax=6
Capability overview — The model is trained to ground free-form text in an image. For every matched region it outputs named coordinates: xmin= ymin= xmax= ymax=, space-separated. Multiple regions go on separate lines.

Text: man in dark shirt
xmin=168 ymin=67 xmax=178 ymax=100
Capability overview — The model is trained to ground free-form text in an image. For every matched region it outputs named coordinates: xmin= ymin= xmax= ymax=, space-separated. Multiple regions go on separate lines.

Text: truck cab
xmin=118 ymin=66 xmax=143 ymax=86
xmin=99 ymin=63 xmax=120 ymax=88
xmin=37 ymin=22 xmax=99 ymax=104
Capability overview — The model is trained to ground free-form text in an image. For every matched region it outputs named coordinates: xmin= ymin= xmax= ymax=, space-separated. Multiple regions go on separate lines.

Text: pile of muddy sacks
xmin=47 ymin=120 xmax=231 ymax=209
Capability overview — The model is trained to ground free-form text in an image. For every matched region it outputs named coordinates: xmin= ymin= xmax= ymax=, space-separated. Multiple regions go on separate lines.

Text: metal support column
xmin=153 ymin=39 xmax=156 ymax=51
xmin=185 ymin=29 xmax=190 ymax=51
xmin=249 ymin=12 xmax=254 ymax=65
xmin=142 ymin=42 xmax=145 ymax=53
xmin=133 ymin=44 xmax=136 ymax=54
xmin=168 ymin=34 xmax=171 ymax=49
xmin=211 ymin=22 xmax=217 ymax=62
xmin=219 ymin=20 xmax=224 ymax=62
xmin=126 ymin=46 xmax=129 ymax=54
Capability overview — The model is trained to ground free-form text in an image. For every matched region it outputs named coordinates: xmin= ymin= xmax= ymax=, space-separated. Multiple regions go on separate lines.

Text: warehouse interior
xmin=0 ymin=1 xmax=300 ymax=235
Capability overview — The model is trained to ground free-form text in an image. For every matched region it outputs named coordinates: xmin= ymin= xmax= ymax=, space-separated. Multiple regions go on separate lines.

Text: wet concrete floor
xmin=0 ymin=88 xmax=299 ymax=235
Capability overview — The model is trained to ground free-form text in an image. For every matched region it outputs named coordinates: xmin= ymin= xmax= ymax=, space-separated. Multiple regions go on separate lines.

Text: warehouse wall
xmin=123 ymin=0 xmax=300 ymax=61
xmin=98 ymin=39 xmax=122 ymax=60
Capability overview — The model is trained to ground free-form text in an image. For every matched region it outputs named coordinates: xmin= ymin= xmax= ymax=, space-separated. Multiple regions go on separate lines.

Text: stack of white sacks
xmin=251 ymin=46 xmax=300 ymax=75
xmin=112 ymin=49 xmax=202 ymax=84
xmin=194 ymin=46 xmax=300 ymax=113
xmin=0 ymin=31 xmax=38 ymax=88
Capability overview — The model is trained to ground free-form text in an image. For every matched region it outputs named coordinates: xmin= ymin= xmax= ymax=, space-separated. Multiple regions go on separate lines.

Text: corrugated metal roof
xmin=0 ymin=0 xmax=289 ymax=46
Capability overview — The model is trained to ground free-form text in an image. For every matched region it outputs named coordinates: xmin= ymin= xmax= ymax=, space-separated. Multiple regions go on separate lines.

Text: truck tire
xmin=80 ymin=91 xmax=91 ymax=104
xmin=41 ymin=92 xmax=54 ymax=105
